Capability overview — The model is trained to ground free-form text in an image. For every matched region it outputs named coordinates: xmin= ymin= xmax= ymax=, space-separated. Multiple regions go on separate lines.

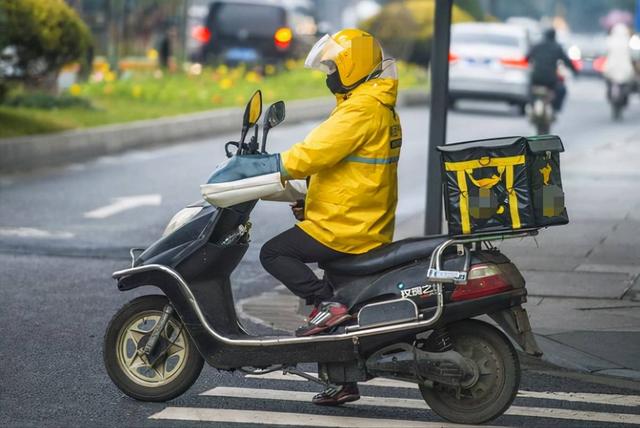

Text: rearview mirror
xmin=243 ymin=90 xmax=262 ymax=130
xmin=260 ymin=101 xmax=286 ymax=153
xmin=264 ymin=101 xmax=286 ymax=130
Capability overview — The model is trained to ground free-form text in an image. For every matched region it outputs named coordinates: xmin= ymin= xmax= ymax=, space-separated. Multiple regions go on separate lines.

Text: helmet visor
xmin=304 ymin=34 xmax=344 ymax=74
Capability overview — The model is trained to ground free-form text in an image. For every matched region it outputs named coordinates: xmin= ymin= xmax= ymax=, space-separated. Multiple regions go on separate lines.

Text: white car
xmin=449 ymin=23 xmax=531 ymax=114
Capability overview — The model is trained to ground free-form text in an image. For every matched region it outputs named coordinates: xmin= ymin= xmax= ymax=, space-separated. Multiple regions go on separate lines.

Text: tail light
xmin=451 ymin=264 xmax=512 ymax=302
xmin=192 ymin=25 xmax=211 ymax=44
xmin=571 ymin=59 xmax=583 ymax=72
xmin=448 ymin=52 xmax=459 ymax=63
xmin=500 ymin=56 xmax=528 ymax=69
xmin=274 ymin=27 xmax=293 ymax=50
xmin=593 ymin=56 xmax=607 ymax=73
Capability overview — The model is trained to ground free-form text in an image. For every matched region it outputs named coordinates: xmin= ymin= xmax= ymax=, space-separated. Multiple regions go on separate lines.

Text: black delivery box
xmin=438 ymin=135 xmax=568 ymax=236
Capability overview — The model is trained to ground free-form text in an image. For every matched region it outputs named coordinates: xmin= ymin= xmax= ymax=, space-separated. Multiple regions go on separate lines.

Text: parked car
xmin=448 ymin=23 xmax=531 ymax=114
xmin=188 ymin=0 xmax=317 ymax=66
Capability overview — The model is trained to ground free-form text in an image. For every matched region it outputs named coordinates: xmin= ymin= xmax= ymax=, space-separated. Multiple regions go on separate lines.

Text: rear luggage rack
xmin=348 ymin=228 xmax=540 ymax=332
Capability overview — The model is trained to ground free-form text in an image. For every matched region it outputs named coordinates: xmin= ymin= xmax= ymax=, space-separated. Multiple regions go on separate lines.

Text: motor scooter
xmin=104 ymin=90 xmax=544 ymax=425
xmin=528 ymin=85 xmax=555 ymax=135
xmin=607 ymin=80 xmax=631 ymax=120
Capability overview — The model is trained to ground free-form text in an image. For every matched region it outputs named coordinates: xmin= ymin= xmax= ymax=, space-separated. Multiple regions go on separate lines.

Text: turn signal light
xmin=192 ymin=25 xmax=211 ymax=43
xmin=451 ymin=264 xmax=512 ymax=301
xmin=500 ymin=56 xmax=529 ymax=69
xmin=448 ymin=52 xmax=459 ymax=63
xmin=274 ymin=27 xmax=293 ymax=50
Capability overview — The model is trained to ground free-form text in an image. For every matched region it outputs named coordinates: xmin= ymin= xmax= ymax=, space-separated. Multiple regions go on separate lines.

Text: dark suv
xmin=189 ymin=0 xmax=316 ymax=65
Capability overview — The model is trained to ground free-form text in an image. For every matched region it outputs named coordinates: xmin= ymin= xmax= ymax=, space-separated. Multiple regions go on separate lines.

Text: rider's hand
xmin=291 ymin=200 xmax=305 ymax=221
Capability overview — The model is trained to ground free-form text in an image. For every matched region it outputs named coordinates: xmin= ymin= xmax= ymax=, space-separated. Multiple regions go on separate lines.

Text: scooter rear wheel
xmin=103 ymin=295 xmax=204 ymax=402
xmin=419 ymin=319 xmax=520 ymax=425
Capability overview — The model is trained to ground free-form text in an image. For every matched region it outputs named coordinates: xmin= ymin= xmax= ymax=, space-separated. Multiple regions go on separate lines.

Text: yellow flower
xmin=264 ymin=64 xmax=276 ymax=75
xmin=69 ymin=83 xmax=82 ymax=96
xmin=284 ymin=59 xmax=297 ymax=70
xmin=219 ymin=78 xmax=233 ymax=89
xmin=245 ymin=71 xmax=262 ymax=83
xmin=147 ymin=48 xmax=158 ymax=60
xmin=131 ymin=85 xmax=142 ymax=98
xmin=216 ymin=64 xmax=229 ymax=75
xmin=104 ymin=71 xmax=116 ymax=82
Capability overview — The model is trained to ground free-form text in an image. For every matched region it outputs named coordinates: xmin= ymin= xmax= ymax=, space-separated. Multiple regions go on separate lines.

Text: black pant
xmin=260 ymin=226 xmax=348 ymax=306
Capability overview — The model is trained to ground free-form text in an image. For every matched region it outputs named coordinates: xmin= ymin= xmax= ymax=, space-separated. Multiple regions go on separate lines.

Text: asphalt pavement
xmin=1 ymin=77 xmax=640 ymax=427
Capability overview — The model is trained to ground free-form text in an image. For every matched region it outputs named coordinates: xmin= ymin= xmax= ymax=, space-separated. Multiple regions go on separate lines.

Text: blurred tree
xmin=0 ymin=0 xmax=92 ymax=93
xmin=362 ymin=0 xmax=475 ymax=67
xmin=455 ymin=0 xmax=486 ymax=21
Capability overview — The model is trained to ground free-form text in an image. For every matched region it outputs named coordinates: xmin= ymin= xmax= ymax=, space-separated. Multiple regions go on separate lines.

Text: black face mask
xmin=326 ymin=71 xmax=346 ymax=94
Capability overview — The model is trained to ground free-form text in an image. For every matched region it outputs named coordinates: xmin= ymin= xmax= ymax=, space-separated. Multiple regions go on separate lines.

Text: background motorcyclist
xmin=603 ymin=23 xmax=635 ymax=109
xmin=527 ymin=28 xmax=578 ymax=112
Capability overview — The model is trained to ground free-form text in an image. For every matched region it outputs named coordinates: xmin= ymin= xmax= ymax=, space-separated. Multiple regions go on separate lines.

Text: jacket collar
xmin=335 ymin=78 xmax=398 ymax=108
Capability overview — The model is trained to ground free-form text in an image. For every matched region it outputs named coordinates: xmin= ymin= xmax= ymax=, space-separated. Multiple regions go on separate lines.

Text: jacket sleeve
xmin=558 ymin=46 xmax=578 ymax=74
xmin=280 ymin=102 xmax=372 ymax=179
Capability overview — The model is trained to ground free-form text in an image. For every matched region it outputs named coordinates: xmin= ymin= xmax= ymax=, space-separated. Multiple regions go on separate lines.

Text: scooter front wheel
xmin=420 ymin=319 xmax=520 ymax=425
xmin=103 ymin=295 xmax=204 ymax=402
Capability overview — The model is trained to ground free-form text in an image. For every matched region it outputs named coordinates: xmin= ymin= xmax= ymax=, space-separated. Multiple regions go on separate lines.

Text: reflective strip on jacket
xmin=281 ymin=78 xmax=402 ymax=254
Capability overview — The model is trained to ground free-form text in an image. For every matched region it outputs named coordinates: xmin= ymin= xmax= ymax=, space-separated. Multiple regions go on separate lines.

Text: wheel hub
xmin=116 ymin=312 xmax=189 ymax=387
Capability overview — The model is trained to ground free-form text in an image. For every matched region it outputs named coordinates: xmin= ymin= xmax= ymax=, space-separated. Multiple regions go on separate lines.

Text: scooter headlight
xmin=162 ymin=206 xmax=203 ymax=237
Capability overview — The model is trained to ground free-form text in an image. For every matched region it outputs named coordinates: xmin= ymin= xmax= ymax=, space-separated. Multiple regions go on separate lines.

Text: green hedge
xmin=0 ymin=0 xmax=91 ymax=84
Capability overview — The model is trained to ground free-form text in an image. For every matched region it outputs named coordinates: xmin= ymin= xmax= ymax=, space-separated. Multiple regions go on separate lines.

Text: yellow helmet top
xmin=330 ymin=29 xmax=383 ymax=87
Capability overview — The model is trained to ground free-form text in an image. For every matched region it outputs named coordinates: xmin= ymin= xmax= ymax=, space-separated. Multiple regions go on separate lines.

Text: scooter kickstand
xmin=283 ymin=365 xmax=335 ymax=388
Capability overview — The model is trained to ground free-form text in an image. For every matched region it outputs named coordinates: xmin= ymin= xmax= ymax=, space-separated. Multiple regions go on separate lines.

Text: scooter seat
xmin=320 ymin=235 xmax=450 ymax=276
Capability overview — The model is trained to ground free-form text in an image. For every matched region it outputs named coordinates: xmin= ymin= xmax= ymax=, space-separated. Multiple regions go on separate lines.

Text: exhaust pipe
xmin=365 ymin=343 xmax=477 ymax=387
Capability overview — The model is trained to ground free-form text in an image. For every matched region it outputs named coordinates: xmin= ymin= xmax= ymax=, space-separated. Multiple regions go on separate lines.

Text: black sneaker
xmin=312 ymin=383 xmax=360 ymax=406
xmin=295 ymin=302 xmax=351 ymax=337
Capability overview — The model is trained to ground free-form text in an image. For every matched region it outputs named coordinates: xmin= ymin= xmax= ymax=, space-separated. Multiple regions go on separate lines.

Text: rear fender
xmin=489 ymin=305 xmax=542 ymax=357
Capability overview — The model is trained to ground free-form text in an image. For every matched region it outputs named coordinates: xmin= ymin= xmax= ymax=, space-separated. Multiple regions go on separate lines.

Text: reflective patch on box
xmin=542 ymin=184 xmax=564 ymax=217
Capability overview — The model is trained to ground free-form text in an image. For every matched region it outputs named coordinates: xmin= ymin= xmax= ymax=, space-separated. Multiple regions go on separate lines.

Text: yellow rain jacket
xmin=281 ymin=78 xmax=402 ymax=254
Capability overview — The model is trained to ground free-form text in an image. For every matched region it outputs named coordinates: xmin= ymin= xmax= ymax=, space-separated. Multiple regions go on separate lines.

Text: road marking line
xmin=0 ymin=227 xmax=74 ymax=239
xmin=84 ymin=194 xmax=161 ymax=219
xmin=244 ymin=372 xmax=640 ymax=407
xmin=199 ymin=387 xmax=640 ymax=425
xmin=201 ymin=386 xmax=420 ymax=409
xmin=517 ymin=390 xmax=640 ymax=407
xmin=244 ymin=371 xmax=410 ymax=388
xmin=149 ymin=407 xmax=479 ymax=427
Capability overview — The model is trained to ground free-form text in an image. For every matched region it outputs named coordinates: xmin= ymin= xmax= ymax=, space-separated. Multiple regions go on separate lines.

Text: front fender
xmin=112 ymin=265 xmax=200 ymax=326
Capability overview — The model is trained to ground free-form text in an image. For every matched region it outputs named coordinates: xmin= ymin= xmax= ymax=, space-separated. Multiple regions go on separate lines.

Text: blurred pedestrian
xmin=158 ymin=25 xmax=176 ymax=70
xmin=527 ymin=28 xmax=578 ymax=112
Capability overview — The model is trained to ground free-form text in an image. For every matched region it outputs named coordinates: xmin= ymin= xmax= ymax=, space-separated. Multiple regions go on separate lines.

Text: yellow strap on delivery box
xmin=445 ymin=155 xmax=525 ymax=234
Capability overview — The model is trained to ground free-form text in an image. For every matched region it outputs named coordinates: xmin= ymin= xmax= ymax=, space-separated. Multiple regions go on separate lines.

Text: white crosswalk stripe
xmin=148 ymin=372 xmax=640 ymax=427
xmin=248 ymin=371 xmax=640 ymax=407
xmin=150 ymin=407 xmax=480 ymax=427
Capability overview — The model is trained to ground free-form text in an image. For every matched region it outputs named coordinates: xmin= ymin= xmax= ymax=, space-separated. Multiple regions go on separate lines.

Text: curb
xmin=0 ymin=89 xmax=428 ymax=173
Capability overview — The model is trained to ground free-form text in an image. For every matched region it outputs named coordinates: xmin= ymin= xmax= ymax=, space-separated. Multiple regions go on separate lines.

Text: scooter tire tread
xmin=103 ymin=294 xmax=205 ymax=402
xmin=419 ymin=319 xmax=520 ymax=425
